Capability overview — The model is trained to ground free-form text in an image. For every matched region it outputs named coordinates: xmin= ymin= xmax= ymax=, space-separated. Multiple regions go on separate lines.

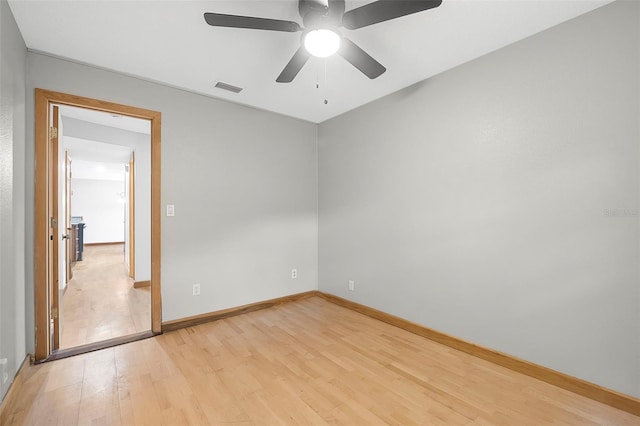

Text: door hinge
xmin=49 ymin=126 xmax=58 ymax=139
xmin=50 ymin=217 xmax=57 ymax=228
xmin=51 ymin=307 xmax=58 ymax=320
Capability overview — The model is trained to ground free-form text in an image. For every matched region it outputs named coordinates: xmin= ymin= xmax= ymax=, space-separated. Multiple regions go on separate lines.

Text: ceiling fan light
xmin=304 ymin=29 xmax=340 ymax=58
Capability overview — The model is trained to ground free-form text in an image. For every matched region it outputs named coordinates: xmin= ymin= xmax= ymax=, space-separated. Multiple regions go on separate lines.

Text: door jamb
xmin=128 ymin=152 xmax=135 ymax=279
xmin=65 ymin=151 xmax=72 ymax=283
xmin=50 ymin=105 xmax=60 ymax=351
xmin=34 ymin=88 xmax=162 ymax=362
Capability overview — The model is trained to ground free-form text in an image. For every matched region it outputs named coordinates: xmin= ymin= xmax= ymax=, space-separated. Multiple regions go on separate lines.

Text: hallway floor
xmin=60 ymin=243 xmax=150 ymax=349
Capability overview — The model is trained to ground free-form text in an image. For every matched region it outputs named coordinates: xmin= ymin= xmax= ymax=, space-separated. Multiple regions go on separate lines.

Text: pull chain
xmin=314 ymin=59 xmax=329 ymax=105
xmin=323 ymin=60 xmax=329 ymax=105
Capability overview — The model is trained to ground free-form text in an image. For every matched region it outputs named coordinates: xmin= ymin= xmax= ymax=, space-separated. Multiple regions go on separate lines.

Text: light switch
xmin=166 ymin=204 xmax=175 ymax=217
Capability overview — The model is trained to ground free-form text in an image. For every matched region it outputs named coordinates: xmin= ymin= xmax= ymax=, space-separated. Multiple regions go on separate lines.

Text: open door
xmin=65 ymin=152 xmax=73 ymax=282
xmin=48 ymin=105 xmax=60 ymax=351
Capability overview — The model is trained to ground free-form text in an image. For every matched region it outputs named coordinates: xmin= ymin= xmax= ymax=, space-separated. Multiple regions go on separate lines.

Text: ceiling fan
xmin=204 ymin=0 xmax=442 ymax=83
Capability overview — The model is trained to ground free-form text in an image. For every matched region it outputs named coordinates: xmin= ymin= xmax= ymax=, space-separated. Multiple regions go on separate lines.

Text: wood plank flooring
xmin=5 ymin=297 xmax=638 ymax=425
xmin=61 ymin=244 xmax=150 ymax=349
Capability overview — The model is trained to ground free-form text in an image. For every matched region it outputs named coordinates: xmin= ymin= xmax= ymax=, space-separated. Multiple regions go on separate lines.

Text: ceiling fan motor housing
xmin=299 ymin=0 xmax=345 ymax=29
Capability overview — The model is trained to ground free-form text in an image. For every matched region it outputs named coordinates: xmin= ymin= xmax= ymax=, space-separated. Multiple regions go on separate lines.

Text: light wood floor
xmin=60 ymin=244 xmax=150 ymax=349
xmin=6 ymin=297 xmax=638 ymax=425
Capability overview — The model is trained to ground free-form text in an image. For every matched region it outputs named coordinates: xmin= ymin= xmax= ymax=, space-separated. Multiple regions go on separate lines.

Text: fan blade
xmin=276 ymin=46 xmax=311 ymax=83
xmin=342 ymin=0 xmax=442 ymax=30
xmin=339 ymin=38 xmax=386 ymax=79
xmin=204 ymin=13 xmax=301 ymax=32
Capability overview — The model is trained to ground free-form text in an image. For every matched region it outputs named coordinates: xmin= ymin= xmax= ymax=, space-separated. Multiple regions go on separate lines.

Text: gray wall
xmin=318 ymin=1 xmax=639 ymax=397
xmin=0 ymin=0 xmax=27 ymax=401
xmin=11 ymin=0 xmax=638 ymax=401
xmin=25 ymin=53 xmax=318 ymax=347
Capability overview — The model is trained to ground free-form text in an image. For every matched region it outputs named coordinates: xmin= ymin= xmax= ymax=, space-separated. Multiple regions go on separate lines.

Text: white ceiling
xmin=64 ymin=136 xmax=133 ymax=164
xmin=65 ymin=135 xmax=130 ymax=181
xmin=9 ymin=0 xmax=612 ymax=123
xmin=59 ymin=105 xmax=151 ymax=135
xmin=71 ymin=159 xmax=127 ymax=182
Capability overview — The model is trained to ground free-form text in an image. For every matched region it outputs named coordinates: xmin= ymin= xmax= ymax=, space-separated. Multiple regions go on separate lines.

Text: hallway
xmin=61 ymin=244 xmax=150 ymax=349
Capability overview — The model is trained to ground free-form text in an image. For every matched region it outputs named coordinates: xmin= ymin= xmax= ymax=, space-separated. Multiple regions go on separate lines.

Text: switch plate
xmin=166 ymin=204 xmax=175 ymax=217
xmin=192 ymin=283 xmax=200 ymax=296
xmin=291 ymin=269 xmax=298 ymax=279
xmin=348 ymin=280 xmax=355 ymax=291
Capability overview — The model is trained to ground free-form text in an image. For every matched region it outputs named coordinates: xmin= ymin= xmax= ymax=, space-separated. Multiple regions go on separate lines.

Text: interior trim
xmin=133 ymin=280 xmax=151 ymax=288
xmin=34 ymin=88 xmax=162 ymax=361
xmin=0 ymin=355 xmax=31 ymax=425
xmin=50 ymin=105 xmax=60 ymax=350
xmin=83 ymin=242 xmax=125 ymax=246
xmin=128 ymin=152 xmax=135 ymax=279
xmin=161 ymin=291 xmax=318 ymax=332
xmin=44 ymin=331 xmax=156 ymax=362
xmin=316 ymin=291 xmax=640 ymax=417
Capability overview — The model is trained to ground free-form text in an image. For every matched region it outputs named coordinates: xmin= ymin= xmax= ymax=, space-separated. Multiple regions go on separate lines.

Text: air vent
xmin=213 ymin=81 xmax=243 ymax=94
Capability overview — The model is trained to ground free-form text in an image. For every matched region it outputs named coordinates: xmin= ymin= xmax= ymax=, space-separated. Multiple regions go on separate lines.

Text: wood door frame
xmin=128 ymin=152 xmax=135 ymax=279
xmin=50 ymin=105 xmax=60 ymax=351
xmin=65 ymin=151 xmax=72 ymax=283
xmin=34 ymin=88 xmax=162 ymax=361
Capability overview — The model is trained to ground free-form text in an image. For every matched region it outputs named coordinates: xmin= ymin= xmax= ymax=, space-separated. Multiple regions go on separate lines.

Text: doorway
xmin=34 ymin=89 xmax=162 ymax=362
xmin=58 ymin=105 xmax=150 ymax=349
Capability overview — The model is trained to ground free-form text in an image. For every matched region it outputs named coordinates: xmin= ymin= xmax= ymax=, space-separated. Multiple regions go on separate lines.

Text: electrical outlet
xmin=291 ymin=269 xmax=298 ymax=279
xmin=348 ymin=280 xmax=355 ymax=291
xmin=192 ymin=283 xmax=201 ymax=296
xmin=0 ymin=358 xmax=7 ymax=384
